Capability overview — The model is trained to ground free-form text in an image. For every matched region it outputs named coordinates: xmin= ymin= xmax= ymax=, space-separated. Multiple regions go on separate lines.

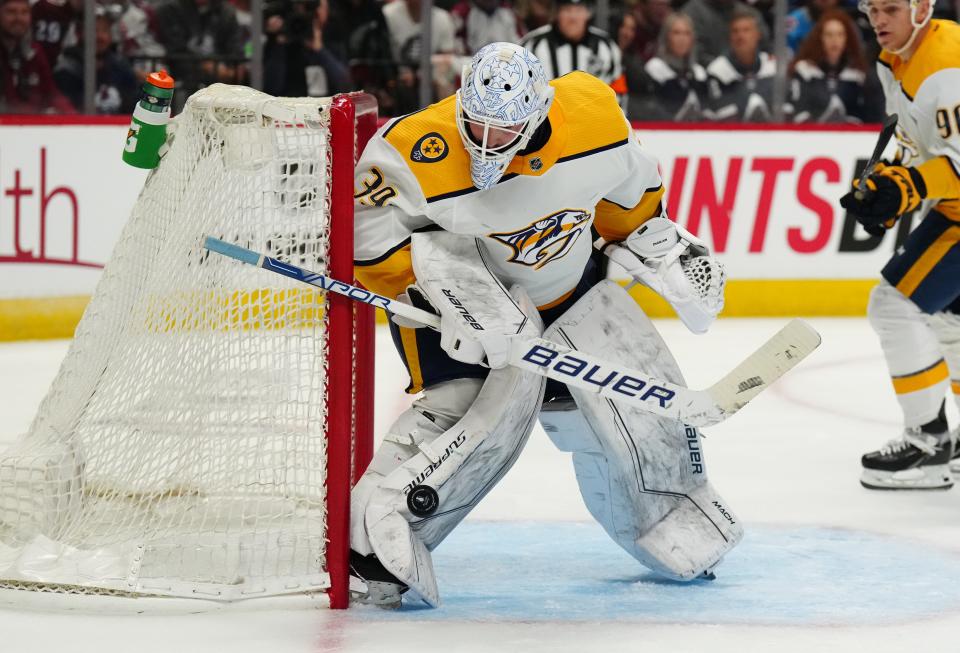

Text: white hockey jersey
xmin=353 ymin=72 xmax=664 ymax=308
xmin=877 ymin=19 xmax=960 ymax=219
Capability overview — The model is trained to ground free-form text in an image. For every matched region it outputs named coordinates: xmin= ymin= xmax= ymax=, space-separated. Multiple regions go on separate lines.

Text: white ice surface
xmin=1 ymin=318 xmax=959 ymax=653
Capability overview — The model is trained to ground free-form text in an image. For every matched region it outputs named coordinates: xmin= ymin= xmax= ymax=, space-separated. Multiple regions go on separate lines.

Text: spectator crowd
xmin=1 ymin=0 xmax=958 ymax=120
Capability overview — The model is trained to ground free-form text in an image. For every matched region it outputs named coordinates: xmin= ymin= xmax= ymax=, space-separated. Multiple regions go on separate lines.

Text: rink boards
xmin=0 ymin=118 xmax=895 ymax=340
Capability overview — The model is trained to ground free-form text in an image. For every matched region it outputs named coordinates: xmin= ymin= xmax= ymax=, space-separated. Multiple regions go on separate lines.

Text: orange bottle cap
xmin=147 ymin=70 xmax=175 ymax=89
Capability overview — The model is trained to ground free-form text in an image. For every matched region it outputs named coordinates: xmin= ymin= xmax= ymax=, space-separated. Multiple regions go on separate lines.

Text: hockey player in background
xmin=347 ymin=42 xmax=737 ymax=608
xmin=840 ymin=0 xmax=960 ymax=490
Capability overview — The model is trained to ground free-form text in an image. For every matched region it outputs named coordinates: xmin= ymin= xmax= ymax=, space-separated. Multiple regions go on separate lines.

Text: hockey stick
xmin=851 ymin=114 xmax=899 ymax=237
xmin=203 ymin=236 xmax=820 ymax=427
xmin=854 ymin=113 xmax=899 ymax=201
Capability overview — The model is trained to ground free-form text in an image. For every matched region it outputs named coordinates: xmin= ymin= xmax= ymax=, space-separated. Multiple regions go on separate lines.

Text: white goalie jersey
xmin=353 ymin=72 xmax=666 ymax=308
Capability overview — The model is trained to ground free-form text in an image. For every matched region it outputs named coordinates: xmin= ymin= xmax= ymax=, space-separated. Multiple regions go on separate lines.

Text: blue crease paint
xmin=356 ymin=522 xmax=960 ymax=626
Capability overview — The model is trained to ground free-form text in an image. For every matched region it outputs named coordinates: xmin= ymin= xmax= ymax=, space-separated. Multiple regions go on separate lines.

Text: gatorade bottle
xmin=122 ymin=70 xmax=175 ymax=169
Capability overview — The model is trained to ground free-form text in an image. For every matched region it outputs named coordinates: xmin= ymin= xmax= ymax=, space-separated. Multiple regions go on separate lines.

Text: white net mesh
xmin=0 ymin=85 xmax=351 ymax=603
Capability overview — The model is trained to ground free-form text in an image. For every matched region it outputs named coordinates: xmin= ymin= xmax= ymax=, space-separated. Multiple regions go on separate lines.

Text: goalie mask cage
xmin=0 ymin=86 xmax=377 ymax=611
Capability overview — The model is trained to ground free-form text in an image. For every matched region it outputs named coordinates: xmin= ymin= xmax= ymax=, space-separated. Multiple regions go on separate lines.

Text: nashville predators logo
xmin=411 ymin=132 xmax=448 ymax=163
xmin=895 ymin=127 xmax=921 ymax=166
xmin=490 ymin=209 xmax=591 ymax=269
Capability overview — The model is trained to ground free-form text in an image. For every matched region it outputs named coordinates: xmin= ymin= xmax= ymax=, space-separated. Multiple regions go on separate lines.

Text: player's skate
xmin=348 ymin=551 xmax=408 ymax=609
xmin=860 ymin=427 xmax=954 ymax=490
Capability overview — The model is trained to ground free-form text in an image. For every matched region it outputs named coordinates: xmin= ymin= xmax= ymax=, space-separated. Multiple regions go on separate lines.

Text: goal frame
xmin=0 ymin=89 xmax=378 ymax=612
xmin=326 ymin=92 xmax=377 ymax=609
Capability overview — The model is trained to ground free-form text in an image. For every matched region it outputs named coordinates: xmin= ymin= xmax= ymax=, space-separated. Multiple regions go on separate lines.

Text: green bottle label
xmin=122 ymin=109 xmax=169 ymax=169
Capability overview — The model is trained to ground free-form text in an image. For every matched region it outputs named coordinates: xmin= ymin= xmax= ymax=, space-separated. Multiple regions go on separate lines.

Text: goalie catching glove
xmin=606 ymin=217 xmax=725 ymax=334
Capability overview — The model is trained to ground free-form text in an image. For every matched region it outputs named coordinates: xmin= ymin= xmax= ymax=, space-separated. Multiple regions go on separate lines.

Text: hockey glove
xmin=839 ymin=163 xmax=926 ymax=231
xmin=615 ymin=217 xmax=726 ymax=334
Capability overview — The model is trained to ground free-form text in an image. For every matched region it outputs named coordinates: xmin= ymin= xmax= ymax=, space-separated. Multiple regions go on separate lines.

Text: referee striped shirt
xmin=520 ymin=24 xmax=622 ymax=85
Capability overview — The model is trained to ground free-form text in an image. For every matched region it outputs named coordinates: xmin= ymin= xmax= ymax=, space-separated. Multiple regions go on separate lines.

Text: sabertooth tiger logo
xmin=895 ymin=127 xmax=921 ymax=166
xmin=411 ymin=132 xmax=448 ymax=163
xmin=490 ymin=209 xmax=591 ymax=269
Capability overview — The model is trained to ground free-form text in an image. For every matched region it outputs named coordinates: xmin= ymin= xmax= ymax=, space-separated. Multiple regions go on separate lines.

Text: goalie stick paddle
xmin=203 ymin=236 xmax=821 ymax=428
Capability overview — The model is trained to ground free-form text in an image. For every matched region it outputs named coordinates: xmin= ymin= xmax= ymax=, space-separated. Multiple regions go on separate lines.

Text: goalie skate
xmin=348 ymin=551 xmax=408 ymax=609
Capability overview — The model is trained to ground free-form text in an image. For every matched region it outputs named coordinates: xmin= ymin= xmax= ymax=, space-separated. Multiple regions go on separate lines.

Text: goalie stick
xmin=203 ymin=236 xmax=820 ymax=428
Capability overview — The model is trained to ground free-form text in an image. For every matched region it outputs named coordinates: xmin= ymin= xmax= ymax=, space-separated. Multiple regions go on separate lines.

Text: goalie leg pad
xmin=540 ymin=280 xmax=743 ymax=581
xmin=351 ymin=286 xmax=546 ymax=606
xmin=868 ymin=281 xmax=949 ymax=426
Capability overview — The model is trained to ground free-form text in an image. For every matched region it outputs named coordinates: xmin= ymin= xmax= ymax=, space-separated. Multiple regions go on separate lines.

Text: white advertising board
xmin=0 ymin=121 xmax=147 ymax=299
xmin=0 ymin=120 xmax=897 ymax=301
xmin=635 ymin=125 xmax=902 ymax=280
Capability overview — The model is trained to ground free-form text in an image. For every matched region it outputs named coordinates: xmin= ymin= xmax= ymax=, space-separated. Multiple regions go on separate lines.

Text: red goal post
xmin=328 ymin=91 xmax=378 ymax=609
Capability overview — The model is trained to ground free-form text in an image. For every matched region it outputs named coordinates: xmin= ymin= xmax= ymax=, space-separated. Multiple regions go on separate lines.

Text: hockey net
xmin=0 ymin=85 xmax=377 ymax=610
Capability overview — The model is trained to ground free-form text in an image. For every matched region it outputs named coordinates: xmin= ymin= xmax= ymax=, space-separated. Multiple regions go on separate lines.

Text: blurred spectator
xmin=705 ymin=10 xmax=775 ymax=121
xmin=118 ymin=0 xmax=166 ymax=76
xmin=785 ymin=0 xmax=839 ymax=53
xmin=789 ymin=9 xmax=865 ymax=123
xmin=230 ymin=0 xmax=253 ymax=58
xmin=281 ymin=0 xmax=347 ymax=56
xmin=617 ymin=9 xmax=637 ymax=54
xmin=330 ymin=0 xmax=384 ymax=40
xmin=515 ymin=0 xmax=551 ymax=32
xmin=383 ymin=0 xmax=456 ymax=65
xmin=263 ymin=0 xmax=350 ymax=96
xmin=628 ymin=0 xmax=672 ymax=62
xmin=382 ymin=0 xmax=456 ymax=109
xmin=54 ymin=8 xmax=138 ymax=113
xmin=617 ymin=11 xmax=642 ymax=89
xmin=155 ymin=0 xmax=244 ymax=99
xmin=31 ymin=0 xmax=81 ymax=66
xmin=451 ymin=0 xmax=523 ymax=55
xmin=520 ymin=0 xmax=622 ymax=86
xmin=0 ymin=0 xmax=73 ymax=112
xmin=680 ymin=0 xmax=768 ymax=66
xmin=346 ymin=1 xmax=399 ymax=114
xmin=631 ymin=12 xmax=707 ymax=120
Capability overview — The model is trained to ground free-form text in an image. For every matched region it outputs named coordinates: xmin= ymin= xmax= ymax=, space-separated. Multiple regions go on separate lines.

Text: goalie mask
xmin=455 ymin=42 xmax=555 ymax=191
